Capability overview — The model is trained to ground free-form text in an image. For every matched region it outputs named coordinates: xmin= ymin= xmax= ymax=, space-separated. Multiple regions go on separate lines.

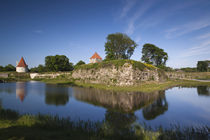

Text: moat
xmin=0 ymin=81 xmax=210 ymax=129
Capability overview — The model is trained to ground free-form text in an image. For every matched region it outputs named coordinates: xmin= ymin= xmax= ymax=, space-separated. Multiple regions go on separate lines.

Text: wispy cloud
xmin=135 ymin=35 xmax=141 ymax=43
xmin=181 ymin=39 xmax=210 ymax=57
xmin=33 ymin=30 xmax=44 ymax=34
xmin=196 ymin=32 xmax=210 ymax=40
xmin=165 ymin=18 xmax=210 ymax=39
xmin=125 ymin=0 xmax=156 ymax=35
xmin=119 ymin=0 xmax=136 ymax=19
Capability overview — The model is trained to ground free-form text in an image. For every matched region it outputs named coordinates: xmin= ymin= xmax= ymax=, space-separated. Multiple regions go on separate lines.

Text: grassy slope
xmin=75 ymin=59 xmax=157 ymax=71
xmin=39 ymin=78 xmax=210 ymax=93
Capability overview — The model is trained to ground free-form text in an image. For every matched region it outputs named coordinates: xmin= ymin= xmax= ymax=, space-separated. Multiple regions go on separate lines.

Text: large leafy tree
xmin=4 ymin=64 xmax=16 ymax=71
xmin=45 ymin=55 xmax=73 ymax=72
xmin=105 ymin=33 xmax=137 ymax=60
xmin=141 ymin=44 xmax=168 ymax=66
xmin=197 ymin=61 xmax=208 ymax=72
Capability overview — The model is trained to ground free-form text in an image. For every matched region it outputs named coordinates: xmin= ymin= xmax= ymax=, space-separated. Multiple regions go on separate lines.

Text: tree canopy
xmin=0 ymin=64 xmax=16 ymax=72
xmin=75 ymin=60 xmax=85 ymax=67
xmin=141 ymin=44 xmax=168 ymax=66
xmin=30 ymin=65 xmax=46 ymax=73
xmin=105 ymin=33 xmax=137 ymax=60
xmin=197 ymin=61 xmax=208 ymax=72
xmin=45 ymin=55 xmax=73 ymax=72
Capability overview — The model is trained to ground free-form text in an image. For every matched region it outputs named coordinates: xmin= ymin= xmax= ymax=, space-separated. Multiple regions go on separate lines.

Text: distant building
xmin=16 ymin=57 xmax=28 ymax=73
xmin=90 ymin=52 xmax=102 ymax=63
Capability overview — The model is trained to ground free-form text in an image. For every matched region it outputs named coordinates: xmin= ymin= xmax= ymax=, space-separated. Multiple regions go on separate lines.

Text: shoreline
xmin=1 ymin=76 xmax=210 ymax=93
xmin=37 ymin=78 xmax=210 ymax=93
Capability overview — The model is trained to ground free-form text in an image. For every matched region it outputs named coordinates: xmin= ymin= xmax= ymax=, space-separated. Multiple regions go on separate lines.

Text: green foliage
xmin=0 ymin=64 xmax=16 ymax=72
xmin=0 ymin=66 xmax=4 ymax=71
xmin=105 ymin=33 xmax=138 ymax=60
xmin=197 ymin=61 xmax=208 ymax=72
xmin=74 ymin=60 xmax=85 ymax=69
xmin=157 ymin=65 xmax=174 ymax=72
xmin=141 ymin=44 xmax=168 ymax=66
xmin=45 ymin=55 xmax=73 ymax=72
xmin=180 ymin=67 xmax=197 ymax=72
xmin=30 ymin=65 xmax=47 ymax=73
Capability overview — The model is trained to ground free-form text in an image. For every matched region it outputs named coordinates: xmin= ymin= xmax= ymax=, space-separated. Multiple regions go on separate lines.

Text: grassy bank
xmin=38 ymin=78 xmax=210 ymax=93
xmin=0 ymin=108 xmax=209 ymax=140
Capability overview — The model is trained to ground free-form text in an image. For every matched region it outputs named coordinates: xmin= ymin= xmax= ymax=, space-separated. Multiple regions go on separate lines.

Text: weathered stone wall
xmin=30 ymin=72 xmax=70 ymax=79
xmin=166 ymin=72 xmax=192 ymax=79
xmin=0 ymin=73 xmax=8 ymax=78
xmin=72 ymin=63 xmax=162 ymax=86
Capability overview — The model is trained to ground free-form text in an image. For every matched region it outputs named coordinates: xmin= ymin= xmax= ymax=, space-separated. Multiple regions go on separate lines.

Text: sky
xmin=1 ymin=0 xmax=210 ymax=68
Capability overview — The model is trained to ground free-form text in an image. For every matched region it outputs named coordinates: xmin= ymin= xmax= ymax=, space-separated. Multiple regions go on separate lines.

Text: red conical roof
xmin=90 ymin=52 xmax=102 ymax=59
xmin=17 ymin=57 xmax=27 ymax=67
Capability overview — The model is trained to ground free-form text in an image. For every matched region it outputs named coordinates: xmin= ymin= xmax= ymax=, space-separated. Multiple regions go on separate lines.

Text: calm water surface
xmin=0 ymin=81 xmax=210 ymax=128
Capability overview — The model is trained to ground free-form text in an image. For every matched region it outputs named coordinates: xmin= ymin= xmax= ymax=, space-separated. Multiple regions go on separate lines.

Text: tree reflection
xmin=102 ymin=110 xmax=137 ymax=136
xmin=45 ymin=85 xmax=69 ymax=106
xmin=142 ymin=91 xmax=168 ymax=120
xmin=197 ymin=86 xmax=210 ymax=96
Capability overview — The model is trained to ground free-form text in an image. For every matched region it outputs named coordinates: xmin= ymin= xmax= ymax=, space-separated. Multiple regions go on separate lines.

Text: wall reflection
xmin=45 ymin=85 xmax=69 ymax=106
xmin=73 ymin=87 xmax=168 ymax=120
xmin=16 ymin=82 xmax=27 ymax=102
xmin=197 ymin=86 xmax=210 ymax=96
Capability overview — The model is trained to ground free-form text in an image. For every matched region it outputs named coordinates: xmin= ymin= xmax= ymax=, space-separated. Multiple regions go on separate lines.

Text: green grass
xmin=38 ymin=78 xmax=210 ymax=93
xmin=75 ymin=59 xmax=157 ymax=71
xmin=0 ymin=108 xmax=209 ymax=140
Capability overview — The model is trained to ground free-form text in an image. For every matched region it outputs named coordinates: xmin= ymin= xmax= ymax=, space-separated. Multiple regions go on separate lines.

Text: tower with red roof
xmin=90 ymin=52 xmax=102 ymax=63
xmin=16 ymin=57 xmax=28 ymax=73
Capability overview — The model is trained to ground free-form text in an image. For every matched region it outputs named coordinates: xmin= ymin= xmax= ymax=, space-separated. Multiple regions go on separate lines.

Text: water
xmin=0 ymin=81 xmax=210 ymax=128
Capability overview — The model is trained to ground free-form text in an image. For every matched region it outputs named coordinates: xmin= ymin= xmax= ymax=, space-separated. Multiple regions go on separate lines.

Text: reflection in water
xmin=197 ymin=86 xmax=210 ymax=96
xmin=16 ymin=82 xmax=27 ymax=102
xmin=45 ymin=85 xmax=69 ymax=106
xmin=103 ymin=110 xmax=136 ymax=135
xmin=73 ymin=87 xmax=167 ymax=119
xmin=142 ymin=91 xmax=168 ymax=120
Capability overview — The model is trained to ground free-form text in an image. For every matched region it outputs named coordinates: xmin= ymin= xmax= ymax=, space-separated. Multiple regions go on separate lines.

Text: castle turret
xmin=16 ymin=57 xmax=28 ymax=73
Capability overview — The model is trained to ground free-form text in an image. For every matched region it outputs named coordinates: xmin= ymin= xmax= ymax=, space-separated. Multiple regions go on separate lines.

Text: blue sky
xmin=1 ymin=0 xmax=210 ymax=68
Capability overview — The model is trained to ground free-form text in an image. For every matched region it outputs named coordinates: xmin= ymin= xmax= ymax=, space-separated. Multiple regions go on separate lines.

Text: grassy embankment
xmin=40 ymin=78 xmax=210 ymax=93
xmin=0 ymin=107 xmax=209 ymax=140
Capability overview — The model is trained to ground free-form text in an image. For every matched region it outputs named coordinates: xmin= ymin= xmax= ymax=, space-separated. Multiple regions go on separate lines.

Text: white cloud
xmin=135 ymin=35 xmax=141 ymax=43
xmin=165 ymin=18 xmax=210 ymax=39
xmin=125 ymin=0 xmax=156 ymax=35
xmin=119 ymin=0 xmax=136 ymax=19
xmin=181 ymin=39 xmax=210 ymax=57
xmin=196 ymin=32 xmax=210 ymax=40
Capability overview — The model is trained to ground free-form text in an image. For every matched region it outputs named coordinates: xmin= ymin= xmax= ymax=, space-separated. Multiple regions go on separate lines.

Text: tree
xmin=0 ymin=66 xmax=4 ymax=72
xmin=4 ymin=64 xmax=16 ymax=71
xmin=30 ymin=65 xmax=46 ymax=73
xmin=104 ymin=33 xmax=137 ymax=60
xmin=75 ymin=60 xmax=85 ymax=67
xmin=141 ymin=44 xmax=168 ymax=66
xmin=197 ymin=61 xmax=208 ymax=72
xmin=45 ymin=55 xmax=73 ymax=72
